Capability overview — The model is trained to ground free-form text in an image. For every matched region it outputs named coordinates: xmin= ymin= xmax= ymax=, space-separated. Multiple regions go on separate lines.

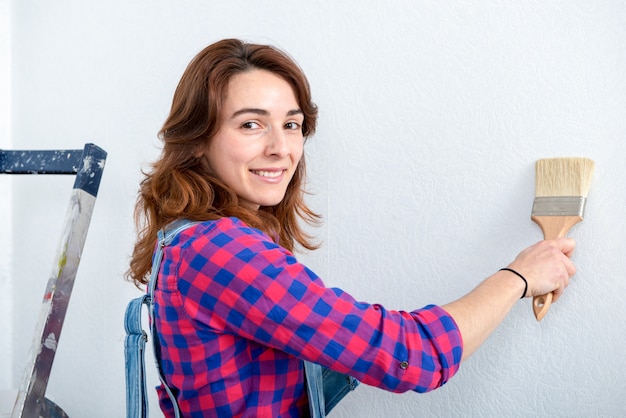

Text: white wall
xmin=0 ymin=0 xmax=13 ymax=393
xmin=3 ymin=1 xmax=625 ymax=416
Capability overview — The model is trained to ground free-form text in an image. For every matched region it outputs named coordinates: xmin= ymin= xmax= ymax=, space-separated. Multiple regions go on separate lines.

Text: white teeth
xmin=254 ymin=170 xmax=282 ymax=178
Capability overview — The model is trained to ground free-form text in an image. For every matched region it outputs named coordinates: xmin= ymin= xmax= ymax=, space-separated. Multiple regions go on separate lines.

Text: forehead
xmin=223 ymin=69 xmax=299 ymax=109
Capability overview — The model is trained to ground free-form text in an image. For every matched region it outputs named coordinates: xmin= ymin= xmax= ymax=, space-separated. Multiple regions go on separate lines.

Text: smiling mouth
xmin=251 ymin=169 xmax=285 ymax=179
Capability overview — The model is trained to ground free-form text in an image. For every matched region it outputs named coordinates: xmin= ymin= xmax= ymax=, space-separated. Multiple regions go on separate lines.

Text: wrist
xmin=498 ymin=268 xmax=528 ymax=299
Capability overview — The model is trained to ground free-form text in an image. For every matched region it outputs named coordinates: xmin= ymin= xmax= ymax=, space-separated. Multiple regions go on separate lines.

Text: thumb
xmin=554 ymin=237 xmax=576 ymax=258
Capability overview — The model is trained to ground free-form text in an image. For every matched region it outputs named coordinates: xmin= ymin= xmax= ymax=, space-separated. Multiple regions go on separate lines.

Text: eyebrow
xmin=230 ymin=108 xmax=303 ymax=118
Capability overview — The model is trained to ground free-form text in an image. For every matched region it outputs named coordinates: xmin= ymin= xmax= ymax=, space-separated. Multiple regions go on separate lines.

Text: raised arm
xmin=442 ymin=237 xmax=576 ymax=361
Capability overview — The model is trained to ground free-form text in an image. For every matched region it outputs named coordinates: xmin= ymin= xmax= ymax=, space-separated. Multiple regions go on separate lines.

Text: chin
xmin=257 ymin=195 xmax=287 ymax=208
xmin=259 ymin=200 xmax=284 ymax=208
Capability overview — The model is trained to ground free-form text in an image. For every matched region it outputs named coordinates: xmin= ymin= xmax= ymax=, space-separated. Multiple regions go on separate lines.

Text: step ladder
xmin=0 ymin=143 xmax=107 ymax=417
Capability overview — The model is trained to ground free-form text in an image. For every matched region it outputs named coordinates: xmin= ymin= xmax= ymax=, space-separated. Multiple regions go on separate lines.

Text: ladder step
xmin=0 ymin=149 xmax=83 ymax=174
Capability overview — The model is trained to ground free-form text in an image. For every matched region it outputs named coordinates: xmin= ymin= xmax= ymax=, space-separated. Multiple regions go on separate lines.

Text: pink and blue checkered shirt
xmin=153 ymin=217 xmax=463 ymax=417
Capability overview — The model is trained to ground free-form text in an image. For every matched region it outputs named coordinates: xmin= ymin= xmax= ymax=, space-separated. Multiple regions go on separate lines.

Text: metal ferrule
xmin=532 ymin=196 xmax=587 ymax=217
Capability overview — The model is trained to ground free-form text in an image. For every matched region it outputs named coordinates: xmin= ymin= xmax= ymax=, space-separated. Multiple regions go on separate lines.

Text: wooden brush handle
xmin=530 ymin=215 xmax=582 ymax=321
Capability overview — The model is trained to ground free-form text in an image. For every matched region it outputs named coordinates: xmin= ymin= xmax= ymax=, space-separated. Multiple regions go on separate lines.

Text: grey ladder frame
xmin=0 ymin=143 xmax=107 ymax=417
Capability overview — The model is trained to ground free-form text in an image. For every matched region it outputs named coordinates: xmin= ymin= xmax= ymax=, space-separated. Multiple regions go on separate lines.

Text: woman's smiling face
xmin=205 ymin=69 xmax=305 ymax=210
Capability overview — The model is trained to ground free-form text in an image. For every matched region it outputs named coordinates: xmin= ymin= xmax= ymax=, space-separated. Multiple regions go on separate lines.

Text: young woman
xmin=127 ymin=38 xmax=576 ymax=417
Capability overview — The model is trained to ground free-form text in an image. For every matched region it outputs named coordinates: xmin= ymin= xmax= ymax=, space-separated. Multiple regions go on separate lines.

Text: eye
xmin=284 ymin=121 xmax=302 ymax=131
xmin=241 ymin=121 xmax=261 ymax=130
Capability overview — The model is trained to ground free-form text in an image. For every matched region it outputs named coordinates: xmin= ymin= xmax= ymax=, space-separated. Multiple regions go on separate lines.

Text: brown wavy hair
xmin=127 ymin=39 xmax=320 ymax=286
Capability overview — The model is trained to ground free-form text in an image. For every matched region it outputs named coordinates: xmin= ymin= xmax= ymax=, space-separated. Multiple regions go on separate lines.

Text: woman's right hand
xmin=506 ymin=237 xmax=577 ymax=302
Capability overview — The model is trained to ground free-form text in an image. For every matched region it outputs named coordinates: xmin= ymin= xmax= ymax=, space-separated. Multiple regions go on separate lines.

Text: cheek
xmin=291 ymin=141 xmax=304 ymax=163
xmin=206 ymin=141 xmax=239 ymax=180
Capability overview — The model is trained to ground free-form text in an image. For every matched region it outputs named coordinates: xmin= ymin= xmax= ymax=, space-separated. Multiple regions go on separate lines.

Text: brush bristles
xmin=535 ymin=157 xmax=595 ymax=197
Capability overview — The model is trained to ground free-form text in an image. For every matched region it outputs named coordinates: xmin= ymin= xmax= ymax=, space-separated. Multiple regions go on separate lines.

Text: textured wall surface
xmin=2 ymin=1 xmax=625 ymax=417
xmin=0 ymin=0 xmax=12 ymax=393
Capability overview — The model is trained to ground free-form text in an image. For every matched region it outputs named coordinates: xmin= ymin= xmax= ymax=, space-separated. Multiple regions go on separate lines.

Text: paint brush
xmin=531 ymin=157 xmax=595 ymax=321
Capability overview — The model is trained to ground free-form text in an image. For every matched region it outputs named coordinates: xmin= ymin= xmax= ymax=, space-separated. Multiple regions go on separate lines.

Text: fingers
xmin=551 ymin=282 xmax=565 ymax=303
xmin=550 ymin=264 xmax=572 ymax=304
xmin=552 ymin=237 xmax=577 ymax=280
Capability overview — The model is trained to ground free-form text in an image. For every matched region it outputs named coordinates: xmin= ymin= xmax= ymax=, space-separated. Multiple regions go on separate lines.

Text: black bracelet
xmin=499 ymin=268 xmax=528 ymax=299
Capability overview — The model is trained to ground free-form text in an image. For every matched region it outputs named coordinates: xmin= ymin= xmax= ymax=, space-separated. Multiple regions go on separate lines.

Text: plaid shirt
xmin=153 ymin=218 xmax=463 ymax=417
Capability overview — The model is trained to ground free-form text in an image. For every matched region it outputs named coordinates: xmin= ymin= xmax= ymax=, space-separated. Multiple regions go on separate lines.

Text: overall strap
xmin=124 ymin=219 xmax=199 ymax=418
xmin=304 ymin=361 xmax=326 ymax=418
xmin=124 ymin=295 xmax=150 ymax=418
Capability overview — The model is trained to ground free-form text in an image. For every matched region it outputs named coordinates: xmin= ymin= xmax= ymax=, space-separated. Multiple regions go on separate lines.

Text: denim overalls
xmin=125 ymin=219 xmax=359 ymax=418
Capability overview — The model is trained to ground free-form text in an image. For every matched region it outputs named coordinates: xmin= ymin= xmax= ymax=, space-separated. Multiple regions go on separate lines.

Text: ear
xmin=193 ymin=141 xmax=209 ymax=159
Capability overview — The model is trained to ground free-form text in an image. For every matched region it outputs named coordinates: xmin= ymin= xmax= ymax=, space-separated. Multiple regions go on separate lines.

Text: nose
xmin=265 ymin=127 xmax=289 ymax=158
